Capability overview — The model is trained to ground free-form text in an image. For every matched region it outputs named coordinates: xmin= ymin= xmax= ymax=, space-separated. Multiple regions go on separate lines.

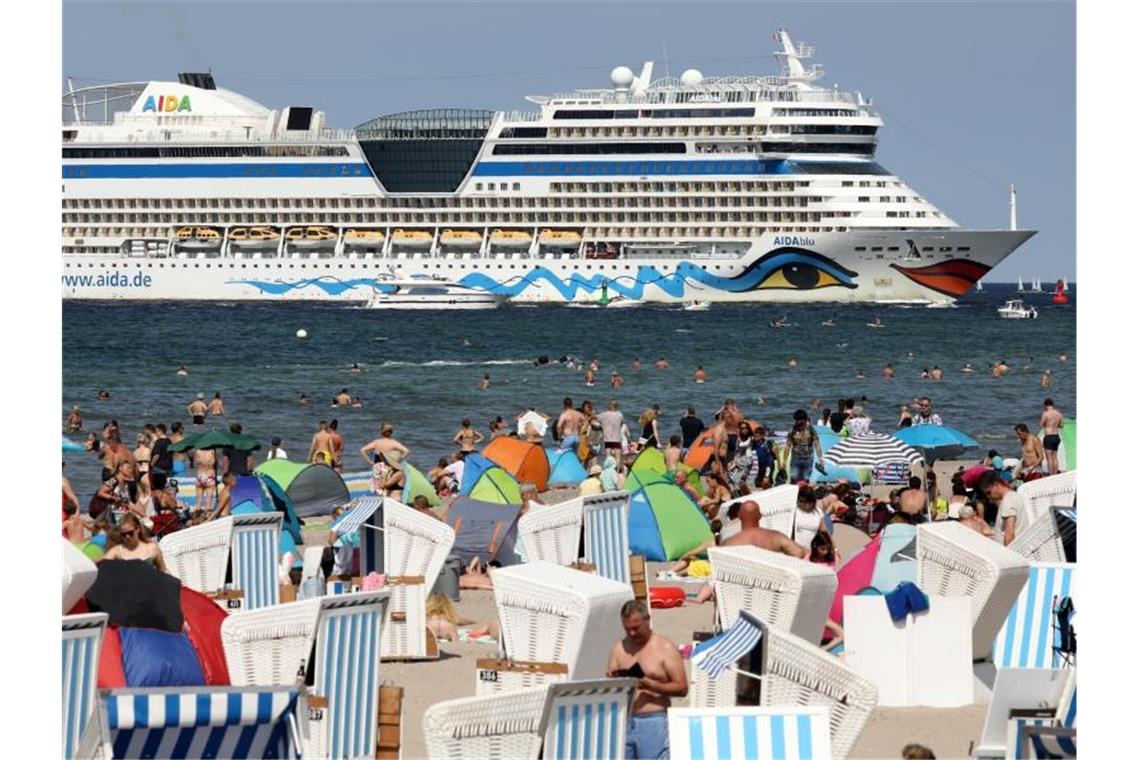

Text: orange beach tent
xmin=482 ymin=437 xmax=550 ymax=493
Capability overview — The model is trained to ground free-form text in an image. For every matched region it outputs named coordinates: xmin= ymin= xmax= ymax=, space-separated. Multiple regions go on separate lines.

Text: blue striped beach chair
xmin=306 ymin=591 xmax=391 ymax=760
xmin=62 ymin=613 xmax=110 ymax=760
xmin=102 ymin=685 xmax=304 ymax=759
xmin=991 ymin=563 xmax=1075 ymax=669
xmin=231 ymin=512 xmax=283 ymax=610
xmin=542 ymin=679 xmax=637 ymax=760
xmin=1008 ymin=668 xmax=1077 ymax=759
xmin=667 ymin=707 xmax=832 ymax=760
xmin=582 ymin=493 xmax=631 ymax=585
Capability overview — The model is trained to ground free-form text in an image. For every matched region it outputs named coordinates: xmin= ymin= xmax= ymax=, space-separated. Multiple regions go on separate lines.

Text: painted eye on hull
xmin=757 ymin=263 xmax=842 ymax=290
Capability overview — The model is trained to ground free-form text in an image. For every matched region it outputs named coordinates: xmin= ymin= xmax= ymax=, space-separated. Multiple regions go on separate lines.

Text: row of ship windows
xmin=530 ymin=124 xmax=874 ymax=139
xmin=64 ymin=260 xmax=745 ymax=272
xmin=62 ymin=145 xmax=352 ymax=159
xmin=489 ymin=140 xmax=874 ymax=156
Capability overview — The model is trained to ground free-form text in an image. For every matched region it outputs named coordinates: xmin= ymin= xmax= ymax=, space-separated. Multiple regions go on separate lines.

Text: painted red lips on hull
xmin=890 ymin=259 xmax=992 ymax=298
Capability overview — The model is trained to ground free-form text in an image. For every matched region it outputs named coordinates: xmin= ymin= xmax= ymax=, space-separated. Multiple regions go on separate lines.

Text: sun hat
xmin=588 ymin=464 xmax=602 ymax=476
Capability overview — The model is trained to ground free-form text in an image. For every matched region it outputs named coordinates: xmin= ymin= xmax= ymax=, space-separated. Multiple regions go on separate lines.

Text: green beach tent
xmin=402 ymin=461 xmax=442 ymax=507
xmin=468 ymin=466 xmax=523 ymax=505
xmin=628 ymin=446 xmax=704 ymax=496
xmin=254 ymin=459 xmax=349 ymax=518
xmin=624 ymin=469 xmax=671 ymax=492
xmin=628 ymin=481 xmax=714 ymax=561
xmin=630 ymin=447 xmax=668 ymax=474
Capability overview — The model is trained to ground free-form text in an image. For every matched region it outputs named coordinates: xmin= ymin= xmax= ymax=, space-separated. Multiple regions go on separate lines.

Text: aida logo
xmin=142 ymin=94 xmax=192 ymax=113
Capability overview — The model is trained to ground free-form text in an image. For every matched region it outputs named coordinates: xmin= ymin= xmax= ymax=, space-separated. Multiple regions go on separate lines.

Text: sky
xmin=62 ymin=0 xmax=1076 ymax=280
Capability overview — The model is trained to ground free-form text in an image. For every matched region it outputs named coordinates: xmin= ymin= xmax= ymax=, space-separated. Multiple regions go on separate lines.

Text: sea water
xmin=62 ymin=284 xmax=1075 ymax=497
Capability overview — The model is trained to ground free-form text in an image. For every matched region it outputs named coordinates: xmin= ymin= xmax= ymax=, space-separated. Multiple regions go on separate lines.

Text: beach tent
xmin=631 ymin=446 xmax=668 ymax=474
xmin=401 ymin=461 xmax=441 ymax=507
xmin=829 ymin=524 xmax=918 ymax=629
xmin=632 ymin=444 xmax=704 ymax=495
xmin=468 ymin=466 xmax=523 ymax=505
xmin=546 ymin=448 xmax=588 ymax=486
xmin=460 ymin=453 xmax=498 ymax=495
xmin=483 ymin=437 xmax=550 ymax=492
xmin=225 ymin=474 xmax=303 ymax=546
xmin=624 ymin=470 xmax=671 ymax=492
xmin=254 ymin=459 xmax=350 ymax=518
xmin=444 ymin=496 xmax=524 ymax=567
xmin=628 ymin=481 xmax=714 ymax=561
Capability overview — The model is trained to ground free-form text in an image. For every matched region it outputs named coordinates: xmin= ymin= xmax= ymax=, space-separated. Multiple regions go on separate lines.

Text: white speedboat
xmin=364 ymin=278 xmax=504 ymax=310
xmin=682 ymin=300 xmax=710 ymax=311
xmin=996 ymin=298 xmax=1038 ymax=319
xmin=606 ymin=297 xmax=643 ymax=309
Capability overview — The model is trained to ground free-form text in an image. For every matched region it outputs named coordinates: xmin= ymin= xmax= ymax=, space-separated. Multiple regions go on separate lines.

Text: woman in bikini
xmin=193 ymin=447 xmax=217 ymax=513
xmin=452 ymin=418 xmax=484 ymax=455
xmin=102 ymin=513 xmax=167 ymax=572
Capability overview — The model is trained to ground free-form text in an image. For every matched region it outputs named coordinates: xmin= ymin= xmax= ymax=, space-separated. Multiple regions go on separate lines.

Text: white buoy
xmin=296 ymin=329 xmax=308 ymax=339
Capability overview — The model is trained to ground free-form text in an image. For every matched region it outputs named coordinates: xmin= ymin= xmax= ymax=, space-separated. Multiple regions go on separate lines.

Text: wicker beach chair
xmin=380 ymin=501 xmax=455 ymax=660
xmin=992 ymin=563 xmax=1076 ymax=670
xmin=423 ymin=678 xmax=637 ymax=760
xmin=222 ymin=591 xmax=390 ymax=760
xmin=230 ymin=512 xmax=283 ymax=609
xmin=1009 ymin=508 xmax=1068 ymax=564
xmin=688 ymin=613 xmax=877 ymax=759
xmin=916 ymin=522 xmax=1030 ymax=660
xmin=1017 ymin=471 xmax=1076 ymax=527
xmin=517 ymin=498 xmax=584 ymax=567
xmin=667 ymin=706 xmax=833 ymax=760
xmin=720 ymin=484 xmax=801 ymax=538
xmin=160 ymin=517 xmax=233 ymax=595
xmin=62 ymin=613 xmax=111 ymax=760
xmin=707 ymin=545 xmax=837 ymax=642
xmin=488 ymin=561 xmax=633 ymax=693
xmin=99 ymin=684 xmax=306 ymax=759
xmin=582 ymin=492 xmax=632 ymax=585
xmin=63 ymin=538 xmax=98 ymax=614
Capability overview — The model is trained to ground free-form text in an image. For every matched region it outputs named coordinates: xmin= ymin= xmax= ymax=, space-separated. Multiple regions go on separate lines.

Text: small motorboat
xmin=364 ymin=277 xmax=504 ymax=310
xmin=682 ymin=300 xmax=710 ymax=312
xmin=997 ymin=298 xmax=1038 ymax=319
xmin=606 ymin=297 xmax=643 ymax=309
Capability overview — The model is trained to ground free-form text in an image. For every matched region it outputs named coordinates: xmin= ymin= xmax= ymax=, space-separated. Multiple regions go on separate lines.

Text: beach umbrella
xmin=63 ymin=438 xmax=86 ymax=452
xmin=824 ymin=431 xmax=922 ymax=469
xmin=894 ymin=425 xmax=979 ymax=462
xmin=168 ymin=429 xmax=262 ymax=453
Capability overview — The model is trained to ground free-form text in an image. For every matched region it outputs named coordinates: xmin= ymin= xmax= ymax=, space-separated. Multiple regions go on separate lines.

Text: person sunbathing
xmin=426 ymin=594 xmax=500 ymax=642
xmin=460 ymin=557 xmax=495 ymax=590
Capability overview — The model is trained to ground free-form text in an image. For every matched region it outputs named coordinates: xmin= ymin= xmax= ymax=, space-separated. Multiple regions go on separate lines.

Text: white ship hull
xmin=61 ymin=229 xmax=1031 ymax=303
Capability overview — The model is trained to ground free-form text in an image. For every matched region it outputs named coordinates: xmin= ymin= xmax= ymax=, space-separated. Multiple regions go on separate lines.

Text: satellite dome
xmin=610 ymin=66 xmax=635 ymax=88
xmin=680 ymin=69 xmax=704 ymax=85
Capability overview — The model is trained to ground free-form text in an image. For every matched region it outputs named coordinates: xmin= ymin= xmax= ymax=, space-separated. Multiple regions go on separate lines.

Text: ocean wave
xmin=379 ymin=359 xmax=531 ymax=367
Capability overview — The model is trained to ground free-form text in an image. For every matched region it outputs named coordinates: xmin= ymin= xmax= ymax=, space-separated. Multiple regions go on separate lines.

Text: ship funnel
xmin=177 ymin=72 xmax=217 ymax=90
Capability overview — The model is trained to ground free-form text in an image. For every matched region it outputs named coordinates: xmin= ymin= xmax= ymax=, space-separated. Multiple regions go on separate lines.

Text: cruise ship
xmin=61 ymin=29 xmax=1034 ymax=303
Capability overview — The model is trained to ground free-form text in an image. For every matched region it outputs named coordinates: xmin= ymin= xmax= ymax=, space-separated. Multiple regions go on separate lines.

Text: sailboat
xmin=1030 ymin=278 xmax=1043 ymax=293
xmin=975 ymin=279 xmax=983 ymax=292
xmin=1017 ymin=277 xmax=1024 ymax=293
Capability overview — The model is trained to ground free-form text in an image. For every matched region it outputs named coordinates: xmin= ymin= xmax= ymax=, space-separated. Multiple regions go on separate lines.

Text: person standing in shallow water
xmin=187 ymin=393 xmax=208 ymax=425
xmin=207 ymin=392 xmax=225 ymax=416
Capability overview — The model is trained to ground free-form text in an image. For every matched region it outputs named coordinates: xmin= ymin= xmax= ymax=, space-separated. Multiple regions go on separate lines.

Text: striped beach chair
xmin=380 ymin=501 xmax=455 ymax=660
xmin=582 ymin=493 xmax=631 ymax=585
xmin=221 ymin=598 xmax=323 ymax=687
xmin=231 ymin=512 xmax=283 ymax=609
xmin=917 ymin=522 xmax=1030 ymax=660
xmin=708 ymin=545 xmax=837 ymax=643
xmin=992 ymin=563 xmax=1076 ymax=669
xmin=102 ymin=684 xmax=305 ymax=759
xmin=1009 ymin=668 xmax=1077 ymax=759
xmin=422 ymin=678 xmax=636 ymax=760
xmin=62 ymin=613 xmax=110 ymax=760
xmin=667 ymin=707 xmax=833 ymax=760
xmin=306 ymin=591 xmax=391 ymax=760
xmin=518 ymin=498 xmax=584 ymax=567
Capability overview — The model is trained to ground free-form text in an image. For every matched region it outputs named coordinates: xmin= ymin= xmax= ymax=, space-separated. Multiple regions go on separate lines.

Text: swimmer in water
xmin=869 ymin=317 xmax=884 ymax=328
xmin=961 ymin=364 xmax=975 ymax=373
xmin=855 ymin=369 xmax=866 ymax=379
xmin=654 ymin=357 xmax=669 ymax=369
xmin=611 ymin=371 xmax=623 ymax=389
xmin=1059 ymin=352 xmax=1068 ymax=363
xmin=350 ymin=362 xmax=362 ymax=374
xmin=297 ymin=393 xmax=310 ymax=405
xmin=921 ymin=367 xmax=930 ymax=379
xmin=694 ymin=366 xmax=707 ymax=384
xmin=584 ymin=368 xmax=596 ymax=387
xmin=1041 ymin=369 xmax=1052 ymax=389
xmin=477 ymin=373 xmax=490 ymax=390
xmin=176 ymin=365 xmax=189 ymax=376
xmin=757 ymin=395 xmax=767 ymax=406
xmin=786 ymin=357 xmax=799 ymax=369
xmin=351 ymin=396 xmax=363 ymax=408
xmin=97 ymin=389 xmax=111 ymax=400
xmin=882 ymin=363 xmax=895 ymax=379
xmin=822 ymin=316 xmax=836 ymax=327
xmin=931 ymin=366 xmax=943 ymax=380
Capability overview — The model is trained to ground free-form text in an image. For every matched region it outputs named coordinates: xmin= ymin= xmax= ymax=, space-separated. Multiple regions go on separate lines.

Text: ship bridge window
xmin=762 ymin=142 xmax=876 ymax=156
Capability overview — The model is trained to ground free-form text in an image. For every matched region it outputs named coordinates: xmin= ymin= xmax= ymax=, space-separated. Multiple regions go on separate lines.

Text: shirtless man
xmin=308 ymin=421 xmax=335 ymax=465
xmin=334 ymin=388 xmax=352 ymax=407
xmin=62 ymin=502 xmax=93 ymax=544
xmin=882 ymin=363 xmax=896 ymax=379
xmin=187 ymin=393 xmax=208 ymax=425
xmin=360 ymin=423 xmax=410 ymax=466
xmin=1039 ymin=399 xmax=1064 ymax=475
xmin=606 ymin=600 xmax=688 ymax=759
xmin=694 ymin=366 xmax=707 ymax=384
xmin=931 ymin=366 xmax=943 ymax=380
xmin=328 ymin=419 xmax=344 ymax=472
xmin=664 ymin=436 xmax=682 ymax=471
xmin=206 ymin=392 xmax=226 ymax=416
xmin=654 ymin=357 xmax=669 ymax=370
xmin=1014 ymin=423 xmax=1045 ymax=477
xmin=721 ymin=501 xmax=808 ymax=558
xmin=631 ymin=357 xmax=642 ymax=371
xmin=556 ymin=397 xmax=585 ymax=452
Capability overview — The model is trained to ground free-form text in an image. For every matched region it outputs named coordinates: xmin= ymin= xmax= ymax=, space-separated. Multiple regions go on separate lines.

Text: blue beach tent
xmin=546 ymin=448 xmax=588 ymax=486
xmin=460 ymin=454 xmax=497 ymax=495
xmin=628 ymin=481 xmax=714 ymax=561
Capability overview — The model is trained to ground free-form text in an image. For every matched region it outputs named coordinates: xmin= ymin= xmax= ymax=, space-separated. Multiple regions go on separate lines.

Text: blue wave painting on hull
xmin=459 ymin=247 xmax=858 ymax=299
xmin=226 ymin=277 xmax=399 ymax=296
xmin=225 ymin=248 xmax=857 ymax=298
